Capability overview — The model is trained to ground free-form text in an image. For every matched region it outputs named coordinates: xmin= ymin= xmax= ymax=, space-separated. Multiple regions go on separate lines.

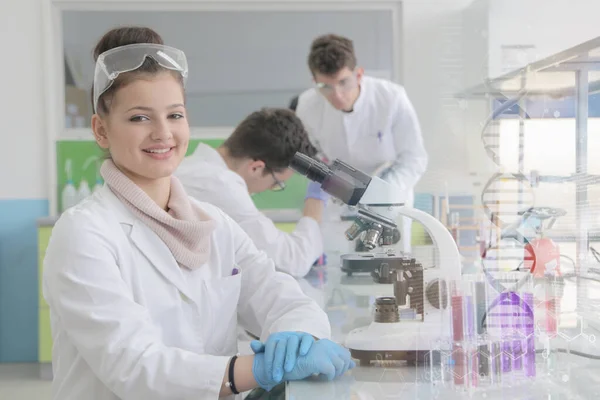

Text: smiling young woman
xmin=42 ymin=26 xmax=353 ymax=400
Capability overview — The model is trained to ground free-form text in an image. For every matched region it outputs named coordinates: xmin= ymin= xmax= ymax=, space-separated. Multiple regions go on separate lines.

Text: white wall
xmin=461 ymin=0 xmax=497 ymax=187
xmin=0 ymin=0 xmax=46 ymax=199
xmin=403 ymin=0 xmax=484 ymax=194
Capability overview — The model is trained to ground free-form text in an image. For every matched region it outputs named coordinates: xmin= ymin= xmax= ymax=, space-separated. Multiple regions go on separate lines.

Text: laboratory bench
xmin=36 ymin=217 xmax=600 ymax=398
xmin=285 ymin=358 xmax=600 ymax=399
xmin=287 ymin=265 xmax=600 ymax=399
xmin=284 ymin=219 xmax=600 ymax=399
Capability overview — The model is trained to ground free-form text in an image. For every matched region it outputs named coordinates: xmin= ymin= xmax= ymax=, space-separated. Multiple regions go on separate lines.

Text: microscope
xmin=290 ymin=153 xmax=462 ymax=365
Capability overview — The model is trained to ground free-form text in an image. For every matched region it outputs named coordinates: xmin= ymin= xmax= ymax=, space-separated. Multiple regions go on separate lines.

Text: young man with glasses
xmin=176 ymin=108 xmax=328 ymax=278
xmin=295 ymin=34 xmax=428 ymax=253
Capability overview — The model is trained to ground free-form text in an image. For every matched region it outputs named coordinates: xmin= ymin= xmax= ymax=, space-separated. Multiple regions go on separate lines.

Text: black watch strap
xmin=227 ymin=354 xmax=240 ymax=395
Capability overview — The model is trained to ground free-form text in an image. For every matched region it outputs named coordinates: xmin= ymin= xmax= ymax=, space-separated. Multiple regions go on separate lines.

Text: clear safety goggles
xmin=315 ymin=72 xmax=358 ymax=96
xmin=93 ymin=43 xmax=189 ymax=113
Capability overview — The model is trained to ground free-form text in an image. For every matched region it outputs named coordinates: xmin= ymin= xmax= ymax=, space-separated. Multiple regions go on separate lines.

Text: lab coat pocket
xmin=354 ymin=127 xmax=395 ymax=164
xmin=369 ymin=128 xmax=396 ymax=161
xmin=202 ymin=273 xmax=242 ymax=355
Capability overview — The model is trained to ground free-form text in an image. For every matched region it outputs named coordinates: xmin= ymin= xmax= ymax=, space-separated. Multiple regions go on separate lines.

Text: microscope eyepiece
xmin=289 ymin=152 xmax=329 ymax=184
xmin=289 ymin=151 xmax=371 ymax=206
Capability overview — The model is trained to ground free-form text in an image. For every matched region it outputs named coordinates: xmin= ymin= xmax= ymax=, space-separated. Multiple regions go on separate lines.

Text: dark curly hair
xmin=308 ymin=34 xmax=357 ymax=76
xmin=223 ymin=108 xmax=317 ymax=173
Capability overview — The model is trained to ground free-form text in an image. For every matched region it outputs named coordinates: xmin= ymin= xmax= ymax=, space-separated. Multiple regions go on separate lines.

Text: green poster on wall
xmin=56 ymin=139 xmax=308 ymax=213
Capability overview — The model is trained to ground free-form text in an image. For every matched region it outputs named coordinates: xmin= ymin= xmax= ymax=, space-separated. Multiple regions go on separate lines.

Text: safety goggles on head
xmin=93 ymin=43 xmax=189 ymax=113
xmin=315 ymin=72 xmax=358 ymax=96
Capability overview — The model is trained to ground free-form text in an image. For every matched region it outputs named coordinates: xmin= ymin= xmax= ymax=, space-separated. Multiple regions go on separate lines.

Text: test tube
xmin=483 ymin=285 xmax=500 ymax=386
xmin=472 ymin=278 xmax=487 ymax=336
xmin=512 ymin=276 xmax=527 ymax=374
xmin=473 ymin=277 xmax=490 ymax=378
xmin=521 ymin=291 xmax=536 ymax=378
xmin=502 ymin=284 xmax=514 ymax=375
xmin=509 ymin=290 xmax=529 ymax=386
xmin=547 ymin=275 xmax=560 ymax=335
xmin=490 ymin=341 xmax=503 ymax=385
xmin=485 ymin=283 xmax=519 ymax=385
xmin=463 ymin=283 xmax=478 ymax=388
xmin=451 ymin=287 xmax=465 ymax=386
xmin=512 ymin=333 xmax=523 ymax=373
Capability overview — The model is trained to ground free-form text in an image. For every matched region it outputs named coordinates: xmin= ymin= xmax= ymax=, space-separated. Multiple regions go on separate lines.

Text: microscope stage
xmin=341 ymin=253 xmax=411 ymax=276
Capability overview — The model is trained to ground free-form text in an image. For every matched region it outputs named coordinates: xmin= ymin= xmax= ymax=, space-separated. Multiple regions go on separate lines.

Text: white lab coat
xmin=296 ymin=76 xmax=428 ymax=252
xmin=42 ymin=185 xmax=331 ymax=400
xmin=175 ymin=143 xmax=323 ymax=278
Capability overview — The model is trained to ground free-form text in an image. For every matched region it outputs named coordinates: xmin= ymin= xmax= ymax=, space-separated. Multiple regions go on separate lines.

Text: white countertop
xmin=286 ymin=359 xmax=600 ymax=399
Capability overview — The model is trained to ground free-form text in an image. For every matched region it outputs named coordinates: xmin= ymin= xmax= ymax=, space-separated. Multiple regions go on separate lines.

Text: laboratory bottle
xmin=61 ymin=180 xmax=79 ymax=212
xmin=92 ymin=179 xmax=103 ymax=194
xmin=78 ymin=179 xmax=92 ymax=202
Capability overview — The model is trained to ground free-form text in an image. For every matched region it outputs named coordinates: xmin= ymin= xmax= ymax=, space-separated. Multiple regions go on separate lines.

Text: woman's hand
xmin=251 ymin=339 xmax=356 ymax=392
xmin=250 ymin=331 xmax=315 ymax=381
xmin=283 ymin=339 xmax=355 ymax=381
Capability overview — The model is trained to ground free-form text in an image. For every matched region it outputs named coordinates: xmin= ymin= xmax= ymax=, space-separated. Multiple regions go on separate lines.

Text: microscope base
xmin=345 ymin=320 xmax=448 ymax=366
xmin=350 ymin=349 xmax=434 ymax=366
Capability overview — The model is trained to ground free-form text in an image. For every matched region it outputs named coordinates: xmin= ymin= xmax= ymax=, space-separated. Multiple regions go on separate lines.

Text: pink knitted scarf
xmin=100 ymin=159 xmax=216 ymax=269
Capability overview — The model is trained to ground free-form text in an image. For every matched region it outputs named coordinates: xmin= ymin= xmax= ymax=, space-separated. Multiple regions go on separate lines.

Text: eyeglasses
xmin=269 ymin=170 xmax=286 ymax=192
xmin=315 ymin=72 xmax=358 ymax=96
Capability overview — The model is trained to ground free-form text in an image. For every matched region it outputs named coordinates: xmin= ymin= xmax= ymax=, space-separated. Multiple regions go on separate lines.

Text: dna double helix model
xmin=479 ymin=90 xmax=536 ymax=274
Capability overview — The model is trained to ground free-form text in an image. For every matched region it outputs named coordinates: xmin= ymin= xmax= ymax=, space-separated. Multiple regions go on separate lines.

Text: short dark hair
xmin=223 ymin=108 xmax=317 ymax=172
xmin=91 ymin=26 xmax=184 ymax=115
xmin=308 ymin=34 xmax=357 ymax=76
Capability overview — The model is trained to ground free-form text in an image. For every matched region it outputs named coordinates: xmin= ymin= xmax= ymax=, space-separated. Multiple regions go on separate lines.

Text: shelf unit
xmin=458 ymin=36 xmax=600 ymax=278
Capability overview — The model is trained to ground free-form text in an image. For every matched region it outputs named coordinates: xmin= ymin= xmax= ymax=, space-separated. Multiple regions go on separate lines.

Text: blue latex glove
xmin=252 ymin=353 xmax=281 ymax=392
xmin=281 ymin=339 xmax=355 ymax=382
xmin=250 ymin=332 xmax=315 ymax=382
xmin=252 ymin=339 xmax=356 ymax=391
xmin=305 ymin=181 xmax=329 ymax=203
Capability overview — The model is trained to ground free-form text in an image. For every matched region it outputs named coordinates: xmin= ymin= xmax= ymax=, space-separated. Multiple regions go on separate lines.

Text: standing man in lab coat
xmin=295 ymin=33 xmax=428 ymax=253
xmin=176 ymin=108 xmax=327 ymax=278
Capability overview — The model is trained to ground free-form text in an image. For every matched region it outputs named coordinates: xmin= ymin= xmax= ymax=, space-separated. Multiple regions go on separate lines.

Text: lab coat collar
xmin=351 ymin=75 xmax=369 ymax=113
xmin=192 ymin=143 xmax=228 ymax=169
xmin=97 ymin=184 xmax=136 ymax=224
xmin=191 ymin=142 xmax=252 ymax=193
xmin=97 ymin=185 xmax=196 ymax=302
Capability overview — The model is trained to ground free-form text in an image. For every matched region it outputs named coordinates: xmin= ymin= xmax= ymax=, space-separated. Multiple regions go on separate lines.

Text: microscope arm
xmin=358 ymin=174 xmax=461 ymax=270
xmin=359 ymin=176 xmax=405 ymax=205
xmin=394 ymin=206 xmax=462 ymax=283
xmin=361 ymin=177 xmax=462 ymax=281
